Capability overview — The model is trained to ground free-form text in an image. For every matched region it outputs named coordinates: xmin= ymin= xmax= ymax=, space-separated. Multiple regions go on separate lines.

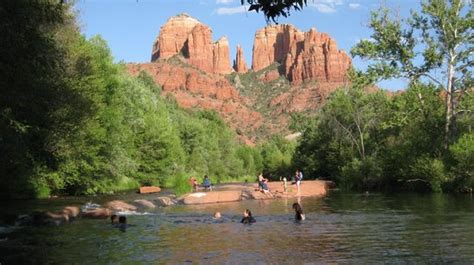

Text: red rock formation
xmin=258 ymin=69 xmax=280 ymax=83
xmin=252 ymin=25 xmax=350 ymax=84
xmin=135 ymin=16 xmax=354 ymax=143
xmin=187 ymin=23 xmax=214 ymax=72
xmin=233 ymin=45 xmax=248 ymax=73
xmin=213 ymin=37 xmax=233 ymax=74
xmin=151 ymin=14 xmax=200 ymax=61
xmin=151 ymin=13 xmax=232 ymax=74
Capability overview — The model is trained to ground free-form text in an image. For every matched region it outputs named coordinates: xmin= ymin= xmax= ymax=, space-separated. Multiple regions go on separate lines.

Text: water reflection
xmin=0 ymin=192 xmax=473 ymax=264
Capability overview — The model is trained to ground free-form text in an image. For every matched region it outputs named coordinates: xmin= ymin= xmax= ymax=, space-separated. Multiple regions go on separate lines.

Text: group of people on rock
xmin=189 ymin=175 xmax=213 ymax=192
xmin=188 ymin=169 xmax=304 ymax=195
xmin=257 ymin=169 xmax=304 ymax=195
xmin=212 ymin=202 xmax=305 ymax=224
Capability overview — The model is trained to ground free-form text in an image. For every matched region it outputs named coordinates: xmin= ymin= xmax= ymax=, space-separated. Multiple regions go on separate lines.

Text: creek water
xmin=0 ymin=191 xmax=473 ymax=264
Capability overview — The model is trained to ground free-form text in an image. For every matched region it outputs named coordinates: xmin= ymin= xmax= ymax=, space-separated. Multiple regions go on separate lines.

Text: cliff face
xmin=151 ymin=14 xmax=232 ymax=74
xmin=252 ymin=25 xmax=351 ymax=84
xmin=132 ymin=14 xmax=353 ymax=143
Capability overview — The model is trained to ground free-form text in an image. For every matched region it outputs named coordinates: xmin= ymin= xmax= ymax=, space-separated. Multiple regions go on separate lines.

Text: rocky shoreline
xmin=13 ymin=180 xmax=335 ymax=226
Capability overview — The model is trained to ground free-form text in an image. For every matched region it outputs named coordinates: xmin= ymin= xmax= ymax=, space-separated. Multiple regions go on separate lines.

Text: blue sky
xmin=75 ymin=0 xmax=421 ymax=90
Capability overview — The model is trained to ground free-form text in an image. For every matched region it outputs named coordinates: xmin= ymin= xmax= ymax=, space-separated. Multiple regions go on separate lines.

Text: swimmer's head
xmin=111 ymin=214 xmax=119 ymax=224
xmin=119 ymin=216 xmax=127 ymax=224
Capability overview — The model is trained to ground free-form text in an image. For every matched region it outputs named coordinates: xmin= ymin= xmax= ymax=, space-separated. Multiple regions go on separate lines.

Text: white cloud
xmin=216 ymin=0 xmax=235 ymax=4
xmin=216 ymin=5 xmax=249 ymax=15
xmin=349 ymin=3 xmax=360 ymax=9
xmin=313 ymin=3 xmax=337 ymax=13
xmin=309 ymin=0 xmax=343 ymax=13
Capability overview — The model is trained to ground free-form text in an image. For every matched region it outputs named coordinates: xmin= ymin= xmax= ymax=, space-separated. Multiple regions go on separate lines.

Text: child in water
xmin=110 ymin=214 xmax=119 ymax=224
xmin=292 ymin=202 xmax=305 ymax=220
xmin=213 ymin=211 xmax=222 ymax=219
xmin=240 ymin=209 xmax=256 ymax=224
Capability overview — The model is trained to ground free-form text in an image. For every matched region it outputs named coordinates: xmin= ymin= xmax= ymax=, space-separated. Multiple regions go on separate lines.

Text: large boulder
xmin=104 ymin=200 xmax=137 ymax=212
xmin=82 ymin=208 xmax=112 ymax=219
xmin=154 ymin=196 xmax=176 ymax=207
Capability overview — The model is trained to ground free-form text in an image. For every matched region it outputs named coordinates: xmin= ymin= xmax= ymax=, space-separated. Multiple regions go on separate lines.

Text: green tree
xmin=351 ymin=0 xmax=473 ymax=149
xmin=242 ymin=0 xmax=307 ymax=22
xmin=0 ymin=0 xmax=76 ymax=198
xmin=449 ymin=132 xmax=474 ymax=191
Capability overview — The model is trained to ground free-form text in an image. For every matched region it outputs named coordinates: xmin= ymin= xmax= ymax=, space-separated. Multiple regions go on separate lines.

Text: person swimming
xmin=292 ymin=202 xmax=305 ymax=221
xmin=213 ymin=211 xmax=222 ymax=219
xmin=110 ymin=214 xmax=119 ymax=224
xmin=240 ymin=209 xmax=256 ymax=224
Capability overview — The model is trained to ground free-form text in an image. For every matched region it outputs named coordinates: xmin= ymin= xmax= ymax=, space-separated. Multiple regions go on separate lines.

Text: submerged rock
xmin=82 ymin=208 xmax=112 ymax=219
xmin=134 ymin=199 xmax=156 ymax=209
xmin=154 ymin=197 xmax=176 ymax=207
xmin=62 ymin=206 xmax=81 ymax=218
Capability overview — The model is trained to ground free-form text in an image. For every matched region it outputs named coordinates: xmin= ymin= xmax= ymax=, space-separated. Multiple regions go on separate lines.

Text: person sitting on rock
xmin=241 ymin=209 xmax=256 ymax=224
xmin=292 ymin=202 xmax=305 ymax=221
xmin=203 ymin=175 xmax=213 ymax=191
xmin=257 ymin=173 xmax=273 ymax=197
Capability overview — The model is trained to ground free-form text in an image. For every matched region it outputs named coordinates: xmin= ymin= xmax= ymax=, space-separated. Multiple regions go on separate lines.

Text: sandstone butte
xmin=151 ymin=13 xmax=232 ymax=74
xmin=128 ymin=14 xmax=352 ymax=143
xmin=252 ymin=24 xmax=351 ymax=85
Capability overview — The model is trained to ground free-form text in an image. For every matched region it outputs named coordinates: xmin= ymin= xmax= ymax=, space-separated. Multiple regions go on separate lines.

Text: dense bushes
xmin=294 ymin=82 xmax=473 ymax=192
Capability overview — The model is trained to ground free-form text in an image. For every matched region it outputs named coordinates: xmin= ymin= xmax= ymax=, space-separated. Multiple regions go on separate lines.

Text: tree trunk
xmin=444 ymin=62 xmax=455 ymax=150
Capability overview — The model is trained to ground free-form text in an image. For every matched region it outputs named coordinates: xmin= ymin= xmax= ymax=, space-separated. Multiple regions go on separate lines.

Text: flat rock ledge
xmin=178 ymin=180 xmax=335 ymax=205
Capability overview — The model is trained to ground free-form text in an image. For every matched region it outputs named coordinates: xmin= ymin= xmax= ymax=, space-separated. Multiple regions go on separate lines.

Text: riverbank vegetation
xmin=294 ymin=0 xmax=473 ymax=193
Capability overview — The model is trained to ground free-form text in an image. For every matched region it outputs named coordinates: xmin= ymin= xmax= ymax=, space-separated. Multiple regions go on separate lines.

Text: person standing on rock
xmin=295 ymin=170 xmax=303 ymax=193
xmin=258 ymin=173 xmax=265 ymax=191
xmin=281 ymin=176 xmax=288 ymax=192
xmin=189 ymin=176 xmax=198 ymax=192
